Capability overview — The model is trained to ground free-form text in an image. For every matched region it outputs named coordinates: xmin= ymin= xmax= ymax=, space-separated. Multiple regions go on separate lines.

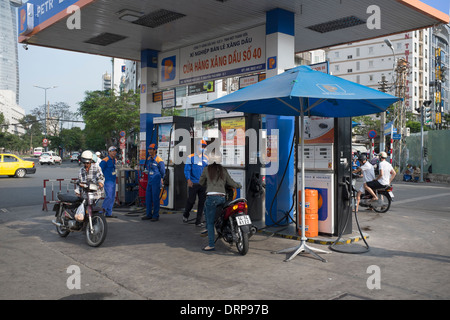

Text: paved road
xmin=0 ymin=165 xmax=449 ymax=306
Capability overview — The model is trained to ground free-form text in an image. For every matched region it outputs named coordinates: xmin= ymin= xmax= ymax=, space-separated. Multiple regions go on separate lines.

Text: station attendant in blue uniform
xmin=142 ymin=143 xmax=165 ymax=221
xmin=100 ymin=146 xmax=117 ymax=218
xmin=183 ymin=139 xmax=208 ymax=227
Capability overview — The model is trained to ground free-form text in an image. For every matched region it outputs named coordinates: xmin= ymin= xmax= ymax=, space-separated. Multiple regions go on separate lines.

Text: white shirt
xmin=378 ymin=160 xmax=394 ymax=185
xmin=358 ymin=161 xmax=375 ymax=192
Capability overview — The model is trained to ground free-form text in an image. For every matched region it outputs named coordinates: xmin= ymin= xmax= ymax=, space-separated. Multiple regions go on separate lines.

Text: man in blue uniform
xmin=100 ymin=146 xmax=117 ymax=218
xmin=142 ymin=143 xmax=165 ymax=222
xmin=183 ymin=140 xmax=208 ymax=227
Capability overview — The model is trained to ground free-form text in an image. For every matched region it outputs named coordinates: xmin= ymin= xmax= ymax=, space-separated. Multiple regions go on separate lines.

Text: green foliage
xmin=78 ymin=90 xmax=140 ymax=147
xmin=352 ymin=115 xmax=380 ymax=138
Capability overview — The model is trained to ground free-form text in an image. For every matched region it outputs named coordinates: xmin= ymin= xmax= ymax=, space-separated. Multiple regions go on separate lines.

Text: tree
xmin=78 ymin=90 xmax=140 ymax=147
xmin=58 ymin=127 xmax=84 ymax=152
xmin=352 ymin=115 xmax=380 ymax=138
xmin=30 ymin=102 xmax=80 ymax=150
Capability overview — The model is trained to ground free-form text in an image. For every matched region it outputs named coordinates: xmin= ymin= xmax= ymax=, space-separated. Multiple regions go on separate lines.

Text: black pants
xmin=183 ymin=183 xmax=206 ymax=225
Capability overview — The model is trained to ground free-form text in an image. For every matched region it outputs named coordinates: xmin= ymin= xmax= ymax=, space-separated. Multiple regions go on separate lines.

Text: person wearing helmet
xmin=352 ymin=154 xmax=375 ymax=212
xmin=183 ymin=139 xmax=208 ymax=227
xmin=142 ymin=143 xmax=165 ymax=222
xmin=100 ymin=146 xmax=118 ymax=218
xmin=364 ymin=151 xmax=396 ymax=201
xmin=198 ymin=150 xmax=241 ymax=251
xmin=75 ymin=150 xmax=104 ymax=201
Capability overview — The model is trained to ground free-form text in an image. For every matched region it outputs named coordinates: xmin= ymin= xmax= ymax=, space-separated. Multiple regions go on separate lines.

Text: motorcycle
xmin=214 ymin=188 xmax=256 ymax=255
xmin=52 ymin=180 xmax=107 ymax=247
xmin=359 ymin=184 xmax=394 ymax=213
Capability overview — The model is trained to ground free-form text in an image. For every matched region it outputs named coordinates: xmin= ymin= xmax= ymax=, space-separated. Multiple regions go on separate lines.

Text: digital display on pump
xmin=157 ymin=123 xmax=175 ymax=165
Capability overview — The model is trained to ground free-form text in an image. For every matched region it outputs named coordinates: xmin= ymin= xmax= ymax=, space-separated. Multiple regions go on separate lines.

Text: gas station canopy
xmin=18 ymin=0 xmax=449 ymax=61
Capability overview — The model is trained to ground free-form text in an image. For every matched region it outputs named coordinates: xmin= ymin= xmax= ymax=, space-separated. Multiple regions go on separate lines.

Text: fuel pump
xmin=153 ymin=116 xmax=194 ymax=210
xmin=214 ymin=110 xmax=264 ymax=222
xmin=297 ymin=116 xmax=352 ymax=236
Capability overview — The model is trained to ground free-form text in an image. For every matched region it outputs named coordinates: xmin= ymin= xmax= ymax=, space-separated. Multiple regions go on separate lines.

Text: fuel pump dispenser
xmin=153 ymin=116 xmax=194 ymax=211
xmin=297 ymin=116 xmax=352 ymax=236
xmin=214 ymin=110 xmax=264 ymax=222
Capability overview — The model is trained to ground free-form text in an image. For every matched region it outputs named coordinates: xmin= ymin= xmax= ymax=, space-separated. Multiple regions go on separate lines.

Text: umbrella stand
xmin=274 ymin=111 xmax=330 ymax=262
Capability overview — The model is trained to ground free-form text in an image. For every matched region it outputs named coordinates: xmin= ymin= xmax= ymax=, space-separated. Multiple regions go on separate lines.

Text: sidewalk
xmin=1 ymin=181 xmax=449 ymax=300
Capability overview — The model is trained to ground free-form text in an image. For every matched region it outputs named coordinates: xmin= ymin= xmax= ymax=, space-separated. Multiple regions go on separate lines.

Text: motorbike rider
xmin=364 ymin=151 xmax=396 ymax=201
xmin=198 ymin=150 xmax=241 ymax=252
xmin=352 ymin=154 xmax=375 ymax=212
xmin=75 ymin=150 xmax=104 ymax=203
xmin=142 ymin=143 xmax=165 ymax=222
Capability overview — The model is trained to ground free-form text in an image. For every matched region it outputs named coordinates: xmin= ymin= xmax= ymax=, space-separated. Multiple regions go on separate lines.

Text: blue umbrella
xmin=204 ymin=66 xmax=399 ymax=117
xmin=204 ymin=65 xmax=400 ymax=262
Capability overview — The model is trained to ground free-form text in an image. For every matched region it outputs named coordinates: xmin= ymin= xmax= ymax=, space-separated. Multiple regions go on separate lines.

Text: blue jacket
xmin=100 ymin=155 xmax=116 ymax=183
xmin=184 ymin=152 xmax=208 ymax=184
xmin=147 ymin=155 xmax=165 ymax=183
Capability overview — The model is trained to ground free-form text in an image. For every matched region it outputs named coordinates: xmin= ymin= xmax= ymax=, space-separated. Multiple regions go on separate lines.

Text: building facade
xmin=0 ymin=0 xmax=20 ymax=104
xmin=0 ymin=90 xmax=25 ymax=135
xmin=326 ymin=26 xmax=449 ymax=117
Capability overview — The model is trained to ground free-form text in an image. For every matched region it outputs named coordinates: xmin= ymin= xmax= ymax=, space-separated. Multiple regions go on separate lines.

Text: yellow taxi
xmin=0 ymin=153 xmax=36 ymax=178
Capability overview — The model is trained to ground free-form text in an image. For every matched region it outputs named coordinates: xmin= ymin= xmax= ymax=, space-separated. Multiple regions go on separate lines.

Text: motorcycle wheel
xmin=235 ymin=224 xmax=249 ymax=256
xmin=85 ymin=213 xmax=107 ymax=247
xmin=371 ymin=193 xmax=391 ymax=213
xmin=55 ymin=208 xmax=70 ymax=237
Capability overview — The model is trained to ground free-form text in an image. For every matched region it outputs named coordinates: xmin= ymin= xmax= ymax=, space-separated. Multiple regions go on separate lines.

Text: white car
xmin=70 ymin=153 xmax=80 ymax=162
xmin=39 ymin=151 xmax=62 ymax=165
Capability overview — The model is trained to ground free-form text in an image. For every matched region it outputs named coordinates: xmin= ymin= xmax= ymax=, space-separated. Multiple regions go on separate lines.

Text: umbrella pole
xmin=274 ymin=112 xmax=330 ymax=262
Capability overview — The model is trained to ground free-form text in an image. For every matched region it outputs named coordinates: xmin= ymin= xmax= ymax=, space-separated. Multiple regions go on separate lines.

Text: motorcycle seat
xmin=58 ymin=193 xmax=81 ymax=203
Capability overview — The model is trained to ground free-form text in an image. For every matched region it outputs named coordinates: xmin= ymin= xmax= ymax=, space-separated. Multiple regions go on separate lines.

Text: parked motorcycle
xmin=359 ymin=185 xmax=394 ymax=213
xmin=52 ymin=180 xmax=107 ymax=247
xmin=214 ymin=188 xmax=256 ymax=255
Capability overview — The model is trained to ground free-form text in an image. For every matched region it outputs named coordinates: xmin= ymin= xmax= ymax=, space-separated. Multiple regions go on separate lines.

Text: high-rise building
xmin=102 ymin=72 xmax=112 ymax=91
xmin=326 ymin=29 xmax=433 ymax=114
xmin=0 ymin=90 xmax=25 ymax=135
xmin=0 ymin=0 xmax=20 ymax=104
xmin=431 ymin=24 xmax=449 ymax=116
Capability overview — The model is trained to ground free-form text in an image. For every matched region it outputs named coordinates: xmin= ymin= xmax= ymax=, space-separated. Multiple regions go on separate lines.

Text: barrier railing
xmin=42 ymin=178 xmax=77 ymax=211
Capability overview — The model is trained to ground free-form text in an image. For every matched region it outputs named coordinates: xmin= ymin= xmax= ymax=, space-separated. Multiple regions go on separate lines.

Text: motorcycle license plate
xmin=388 ymin=191 xmax=394 ymax=198
xmin=236 ymin=215 xmax=252 ymax=226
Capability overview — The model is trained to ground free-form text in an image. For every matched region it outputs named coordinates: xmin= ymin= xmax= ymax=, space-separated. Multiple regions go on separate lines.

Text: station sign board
xmin=158 ymin=25 xmax=266 ymax=88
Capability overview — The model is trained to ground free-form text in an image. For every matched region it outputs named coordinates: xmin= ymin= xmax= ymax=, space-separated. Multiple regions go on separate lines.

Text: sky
xmin=18 ymin=46 xmax=112 ymax=115
xmin=17 ymin=0 xmax=450 ymax=118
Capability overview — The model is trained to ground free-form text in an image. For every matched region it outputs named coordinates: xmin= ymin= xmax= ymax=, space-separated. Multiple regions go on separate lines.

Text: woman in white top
xmin=353 ymin=155 xmax=375 ymax=212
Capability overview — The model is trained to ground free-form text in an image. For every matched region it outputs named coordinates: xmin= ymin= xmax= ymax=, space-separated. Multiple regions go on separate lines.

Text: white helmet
xmin=81 ymin=150 xmax=94 ymax=163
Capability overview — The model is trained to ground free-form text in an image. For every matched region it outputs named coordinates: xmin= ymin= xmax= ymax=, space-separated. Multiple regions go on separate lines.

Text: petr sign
xmin=18 ymin=0 xmax=93 ymax=36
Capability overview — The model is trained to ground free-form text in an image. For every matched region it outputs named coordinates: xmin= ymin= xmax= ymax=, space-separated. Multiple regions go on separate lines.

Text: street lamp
xmin=380 ymin=38 xmax=396 ymax=154
xmin=34 ymin=85 xmax=57 ymax=151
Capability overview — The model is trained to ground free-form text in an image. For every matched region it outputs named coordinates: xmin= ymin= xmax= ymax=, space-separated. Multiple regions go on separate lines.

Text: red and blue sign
xmin=368 ymin=130 xmax=377 ymax=139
